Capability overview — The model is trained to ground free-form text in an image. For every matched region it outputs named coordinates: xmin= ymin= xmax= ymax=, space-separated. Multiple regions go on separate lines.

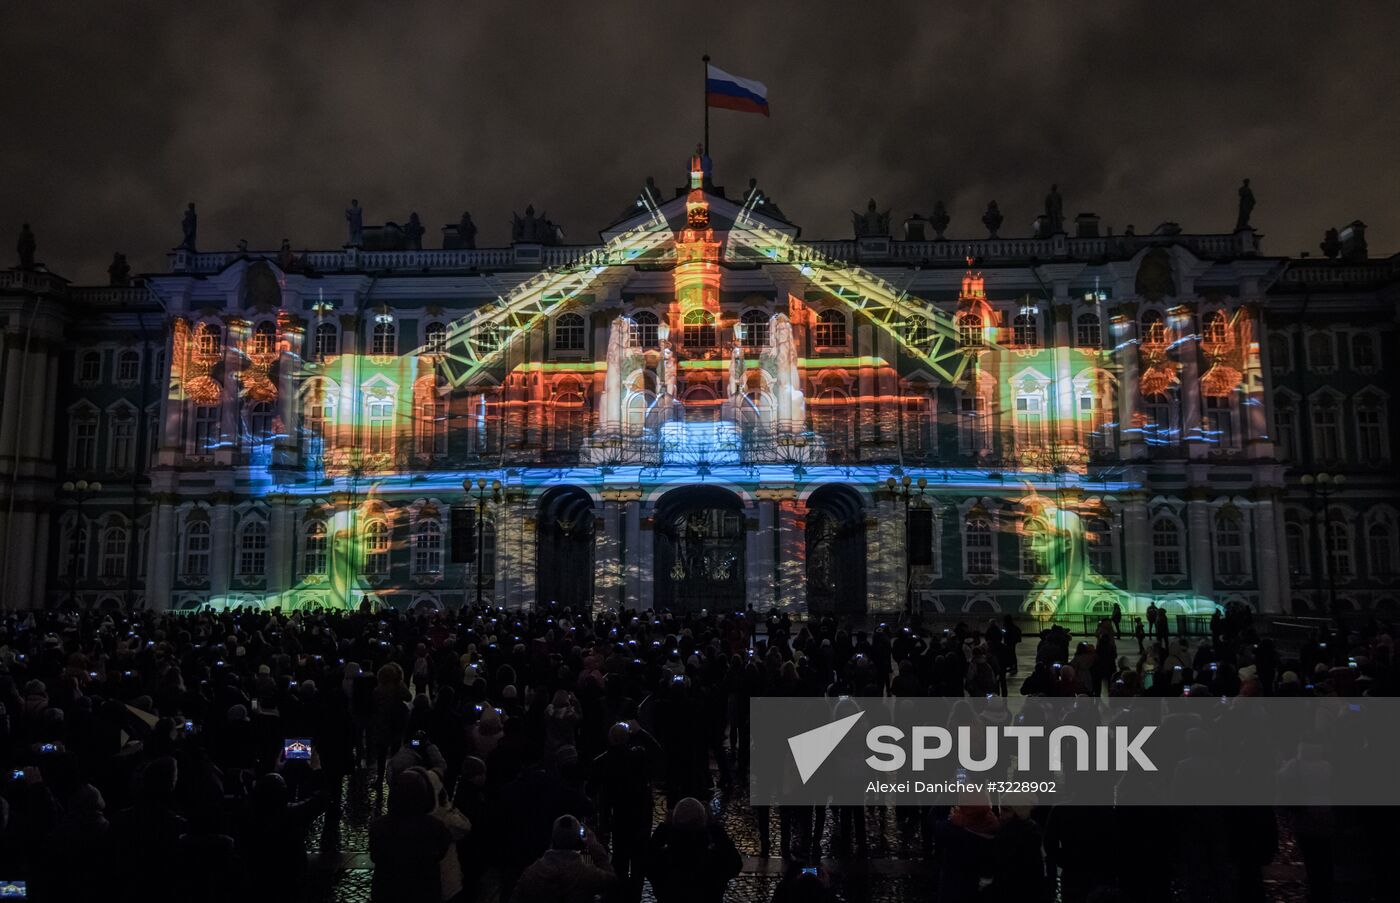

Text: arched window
xmin=554 ymin=313 xmax=585 ymax=351
xmin=629 ymin=310 xmax=659 ymax=348
xmin=1368 ymin=519 xmax=1396 ymax=576
xmin=1152 ymin=517 xmax=1182 ymax=575
xmin=183 ymin=521 xmax=211 ymax=576
xmin=238 ymin=520 xmax=268 ymax=575
xmin=1012 ymin=313 xmax=1038 ymax=347
xmin=195 ymin=324 xmax=222 ymax=361
xmin=552 ymin=386 xmax=587 ymax=452
xmin=100 ymin=524 xmax=129 ymax=578
xmin=1076 ymin=313 xmax=1101 ymax=348
xmin=313 ymin=322 xmax=339 ymax=359
xmin=1325 ymin=517 xmax=1353 ymax=577
xmin=965 ymin=515 xmax=994 ymax=576
xmin=683 ymin=309 xmax=716 ymax=348
xmin=1085 ymin=516 xmax=1114 ymax=574
xmin=905 ymin=316 xmax=932 ymax=350
xmin=371 ymin=319 xmax=397 ymax=356
xmin=1311 ymin=395 xmax=1343 ymax=461
xmin=79 ymin=350 xmax=102 ymax=383
xmin=1203 ymin=310 xmax=1230 ymax=347
xmin=1141 ymin=311 xmax=1167 ymax=346
xmin=1020 ymin=519 xmax=1047 ymax=577
xmin=302 ymin=520 xmax=328 ymax=576
xmin=1355 ymin=394 xmax=1387 ymax=463
xmin=1285 ymin=516 xmax=1309 ymax=576
xmin=363 ymin=520 xmax=390 ymax=576
xmin=958 ymin=313 xmax=983 ymax=348
xmin=740 ymin=309 xmax=769 ymax=348
xmin=813 ymin=387 xmax=851 ymax=451
xmin=471 ymin=324 xmax=500 ymax=356
xmin=116 ymin=350 xmax=141 ymax=383
xmin=1214 ymin=509 xmax=1246 ymax=576
xmin=1351 ymin=333 xmax=1377 ymax=370
xmin=814 ymin=310 xmax=847 ymax=348
xmin=1268 ymin=333 xmax=1291 ymax=371
xmin=1307 ymin=332 xmax=1335 ymax=370
xmin=251 ymin=321 xmax=276 ymax=357
xmin=423 ymin=322 xmax=447 ymax=355
xmin=412 ymin=518 xmax=443 ymax=575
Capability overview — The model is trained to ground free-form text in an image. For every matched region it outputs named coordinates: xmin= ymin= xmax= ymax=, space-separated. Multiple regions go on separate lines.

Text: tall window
xmin=1286 ymin=518 xmax=1309 ymax=576
xmin=195 ymin=324 xmax=222 ymax=360
xmin=1351 ymin=333 xmax=1377 ymax=370
xmin=62 ymin=518 xmax=90 ymax=578
xmin=302 ymin=521 xmax=328 ymax=575
xmin=479 ymin=519 xmax=497 ymax=586
xmin=958 ymin=314 xmax=983 ymax=348
xmin=238 ymin=521 xmax=268 ymax=576
xmin=251 ymin=321 xmax=276 ymax=357
xmin=183 ymin=521 xmax=211 ymax=576
xmin=905 ymin=316 xmax=932 ymax=350
xmin=1014 ymin=388 xmax=1045 ymax=450
xmin=1203 ymin=310 xmax=1230 ymax=347
xmin=79 ymin=350 xmax=102 ymax=383
xmin=959 ymin=385 xmax=993 ymax=455
xmin=367 ymin=397 xmax=395 ymax=455
xmin=412 ymin=519 xmax=443 ymax=575
xmin=813 ymin=387 xmax=851 ymax=450
xmin=1080 ymin=381 xmax=1116 ymax=453
xmin=1356 ymin=398 xmax=1386 ymax=462
xmin=904 ymin=395 xmax=934 ymax=458
xmin=415 ymin=397 xmax=447 ymax=457
xmin=249 ymin=401 xmax=276 ymax=448
xmin=116 ymin=350 xmax=141 ymax=383
xmin=965 ymin=515 xmax=993 ymax=576
xmin=364 ymin=520 xmax=390 ymax=576
xmin=552 ymin=390 xmax=586 ymax=452
xmin=471 ymin=324 xmax=500 ymax=356
xmin=1152 ymin=517 xmax=1183 ymax=575
xmin=630 ymin=311 xmax=659 ymax=348
xmin=1012 ymin=313 xmax=1038 ymax=347
xmin=1311 ymin=397 xmax=1343 ymax=461
xmin=683 ymin=309 xmax=716 ymax=348
xmin=423 ymin=322 xmax=447 ymax=355
xmin=372 ymin=319 xmax=397 ymax=356
xmin=1076 ymin=313 xmax=1101 ymax=348
xmin=1020 ymin=520 xmax=1047 ymax=577
xmin=193 ymin=405 xmax=220 ymax=452
xmin=740 ymin=309 xmax=769 ymax=348
xmin=814 ymin=310 xmax=847 ymax=348
xmin=1203 ymin=395 xmax=1236 ymax=448
xmin=110 ymin=411 xmax=136 ymax=471
xmin=553 ymin=313 xmax=585 ymax=351
xmin=313 ymin=322 xmax=339 ymax=359
xmin=101 ymin=525 xmax=128 ymax=578
xmin=1307 ymin=332 xmax=1335 ymax=370
xmin=1141 ymin=311 xmax=1167 ymax=346
xmin=1368 ymin=520 xmax=1396 ymax=576
xmin=1268 ymin=333 xmax=1291 ymax=371
xmin=1325 ymin=518 xmax=1353 ymax=577
xmin=72 ymin=416 xmax=99 ymax=470
xmin=1086 ymin=516 xmax=1113 ymax=574
xmin=1274 ymin=398 xmax=1298 ymax=460
xmin=1214 ymin=510 xmax=1246 ymax=576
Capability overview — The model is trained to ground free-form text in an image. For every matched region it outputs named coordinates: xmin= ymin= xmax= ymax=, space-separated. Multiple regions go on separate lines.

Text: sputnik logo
xmin=787 ymin=711 xmax=864 ymax=784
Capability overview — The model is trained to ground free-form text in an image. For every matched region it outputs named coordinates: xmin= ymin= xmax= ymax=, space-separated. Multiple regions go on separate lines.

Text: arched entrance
xmin=536 ymin=486 xmax=595 ymax=608
xmin=655 ymin=486 xmax=745 ymax=612
xmin=805 ymin=485 xmax=867 ymax=616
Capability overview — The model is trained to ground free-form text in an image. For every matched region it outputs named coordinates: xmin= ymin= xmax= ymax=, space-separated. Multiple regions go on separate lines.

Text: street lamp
xmin=886 ymin=474 xmax=928 ymax=616
xmin=464 ymin=477 xmax=503 ymax=607
xmin=1300 ymin=471 xmax=1346 ymax=620
xmin=60 ymin=479 xmax=102 ymax=609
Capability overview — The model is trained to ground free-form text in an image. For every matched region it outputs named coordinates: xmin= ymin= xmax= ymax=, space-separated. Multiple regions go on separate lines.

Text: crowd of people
xmin=0 ymin=599 xmax=1395 ymax=903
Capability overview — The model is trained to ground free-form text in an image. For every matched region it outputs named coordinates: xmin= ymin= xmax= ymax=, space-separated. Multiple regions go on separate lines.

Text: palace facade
xmin=1 ymin=156 xmax=1396 ymax=616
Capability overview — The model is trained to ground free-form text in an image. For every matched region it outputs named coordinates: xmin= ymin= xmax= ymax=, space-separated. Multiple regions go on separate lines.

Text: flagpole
xmin=702 ymin=54 xmax=710 ymax=155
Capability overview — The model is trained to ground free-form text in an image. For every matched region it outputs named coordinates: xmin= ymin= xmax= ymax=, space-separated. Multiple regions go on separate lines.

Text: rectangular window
xmin=101 ymin=529 xmax=127 ymax=578
xmin=367 ymin=398 xmax=394 ymax=454
xmin=908 ymin=508 xmax=934 ymax=567
xmin=73 ymin=420 xmax=98 ymax=470
xmin=1275 ymin=405 xmax=1296 ymax=460
xmin=1014 ymin=394 xmax=1044 ymax=448
xmin=959 ymin=394 xmax=990 ymax=455
xmin=416 ymin=399 xmax=447 ymax=456
xmin=110 ymin=416 xmax=135 ymax=471
xmin=192 ymin=405 xmax=220 ymax=452
xmin=1357 ymin=409 xmax=1383 ymax=462
xmin=239 ymin=530 xmax=267 ymax=576
xmin=1204 ymin=396 xmax=1236 ymax=448
xmin=1313 ymin=406 xmax=1342 ymax=460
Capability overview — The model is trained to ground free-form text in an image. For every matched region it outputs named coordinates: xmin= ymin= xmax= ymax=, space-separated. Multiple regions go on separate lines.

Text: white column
xmin=1187 ymin=494 xmax=1213 ymax=597
xmin=623 ymin=498 xmax=642 ymax=609
xmin=1122 ymin=491 xmax=1150 ymax=595
xmin=1253 ymin=491 xmax=1284 ymax=613
xmin=776 ymin=492 xmax=805 ymax=614
xmin=594 ymin=499 xmax=622 ymax=611
xmin=209 ymin=500 xmax=233 ymax=601
xmin=147 ymin=501 xmax=177 ymax=610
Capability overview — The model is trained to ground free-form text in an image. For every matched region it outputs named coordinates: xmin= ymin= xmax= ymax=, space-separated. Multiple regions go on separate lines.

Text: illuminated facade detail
xmin=4 ymin=157 xmax=1397 ymax=616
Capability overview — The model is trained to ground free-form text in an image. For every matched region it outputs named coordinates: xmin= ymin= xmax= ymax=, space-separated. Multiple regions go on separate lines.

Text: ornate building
xmin=2 ymin=156 xmax=1396 ymax=616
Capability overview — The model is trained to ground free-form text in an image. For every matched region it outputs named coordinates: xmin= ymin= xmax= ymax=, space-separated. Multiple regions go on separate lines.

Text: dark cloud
xmin=2 ymin=1 xmax=1397 ymax=281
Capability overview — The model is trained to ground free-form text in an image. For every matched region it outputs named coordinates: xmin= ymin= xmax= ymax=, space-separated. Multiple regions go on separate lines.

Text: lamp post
xmin=60 ymin=479 xmax=102 ymax=609
xmin=886 ymin=474 xmax=928 ymax=616
xmin=1300 ymin=471 xmax=1346 ymax=621
xmin=465 ymin=477 xmax=503 ymax=607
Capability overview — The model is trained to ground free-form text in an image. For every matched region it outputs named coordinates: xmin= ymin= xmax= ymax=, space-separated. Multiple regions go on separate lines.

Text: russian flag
xmin=706 ymin=64 xmax=769 ymax=117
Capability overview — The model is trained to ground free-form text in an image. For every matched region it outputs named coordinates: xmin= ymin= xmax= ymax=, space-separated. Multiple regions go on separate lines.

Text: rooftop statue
xmin=982 ymin=201 xmax=1003 ymax=239
xmin=404 ymin=212 xmax=425 ymax=250
xmin=1044 ymin=184 xmax=1064 ymax=235
xmin=179 ymin=202 xmax=197 ymax=251
xmin=512 ymin=205 xmax=560 ymax=245
xmin=458 ymin=211 xmax=477 ymax=249
xmin=346 ymin=199 xmax=363 ymax=246
xmin=931 ymin=200 xmax=950 ymax=239
xmin=1235 ymin=178 xmax=1255 ymax=231
xmin=1319 ymin=227 xmax=1341 ymax=260
xmin=16 ymin=223 xmax=35 ymax=269
xmin=852 ymin=198 xmax=890 ymax=237
xmin=108 ymin=252 xmax=131 ymax=287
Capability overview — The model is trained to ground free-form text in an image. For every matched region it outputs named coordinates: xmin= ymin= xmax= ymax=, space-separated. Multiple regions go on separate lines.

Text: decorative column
xmin=775 ymin=488 xmax=805 ymax=614
xmin=1173 ymin=304 xmax=1205 ymax=457
xmin=1253 ymin=488 xmax=1284 ymax=613
xmin=750 ymin=490 xmax=781 ymax=611
xmin=638 ymin=501 xmax=655 ymax=610
xmin=1110 ymin=305 xmax=1143 ymax=460
xmin=146 ymin=498 xmax=177 ymax=610
xmin=594 ymin=491 xmax=626 ymax=610
xmin=1186 ymin=489 xmax=1213 ymax=597
xmin=1121 ymin=489 xmax=1150 ymax=595
xmin=623 ymin=496 xmax=643 ymax=609
xmin=208 ymin=496 xmax=233 ymax=602
xmin=868 ymin=494 xmax=903 ymax=615
xmin=267 ymin=496 xmax=294 ymax=601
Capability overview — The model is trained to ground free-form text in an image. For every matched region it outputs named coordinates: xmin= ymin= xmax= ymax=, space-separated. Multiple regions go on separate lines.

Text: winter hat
xmin=672 ymin=797 xmax=708 ymax=830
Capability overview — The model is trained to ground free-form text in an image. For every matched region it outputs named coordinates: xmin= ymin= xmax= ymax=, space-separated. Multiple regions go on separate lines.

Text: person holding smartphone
xmin=510 ymin=814 xmax=615 ymax=903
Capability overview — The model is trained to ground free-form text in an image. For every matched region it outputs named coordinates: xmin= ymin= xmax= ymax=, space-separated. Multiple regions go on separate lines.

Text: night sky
xmin=3 ymin=1 xmax=1397 ymax=282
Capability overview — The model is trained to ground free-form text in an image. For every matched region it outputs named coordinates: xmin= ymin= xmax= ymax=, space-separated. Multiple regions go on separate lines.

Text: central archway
xmin=654 ymin=486 xmax=745 ymax=612
xmin=536 ymin=486 xmax=595 ymax=608
xmin=805 ymin=484 xmax=867 ymax=616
